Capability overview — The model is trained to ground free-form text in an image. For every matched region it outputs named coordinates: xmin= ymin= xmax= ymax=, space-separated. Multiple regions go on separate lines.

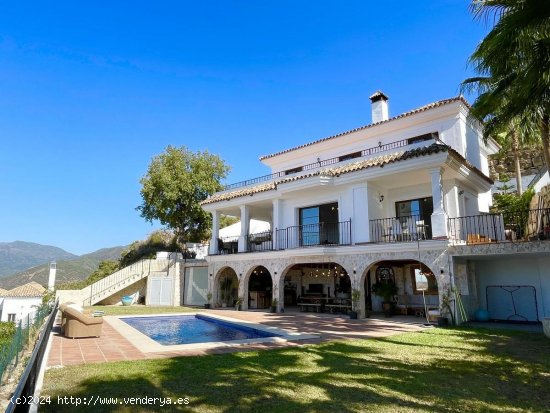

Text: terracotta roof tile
xmin=201 ymin=143 xmax=491 ymax=206
xmin=259 ymin=96 xmax=470 ymax=161
xmin=201 ymin=182 xmax=277 ymax=205
xmin=3 ymin=282 xmax=46 ymax=297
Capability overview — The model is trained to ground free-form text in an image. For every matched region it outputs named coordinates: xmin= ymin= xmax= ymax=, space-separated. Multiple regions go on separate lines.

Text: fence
xmin=0 ymin=301 xmax=54 ymax=387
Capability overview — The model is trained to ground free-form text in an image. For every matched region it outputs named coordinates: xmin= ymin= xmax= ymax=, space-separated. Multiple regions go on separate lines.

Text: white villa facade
xmin=201 ymin=92 xmax=550 ymax=323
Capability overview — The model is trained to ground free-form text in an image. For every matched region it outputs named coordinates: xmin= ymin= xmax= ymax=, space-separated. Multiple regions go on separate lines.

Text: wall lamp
xmin=379 ymin=195 xmax=384 ymax=203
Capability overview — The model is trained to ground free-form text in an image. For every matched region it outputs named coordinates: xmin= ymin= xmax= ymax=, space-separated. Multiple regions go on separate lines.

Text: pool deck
xmin=47 ymin=310 xmax=427 ymax=368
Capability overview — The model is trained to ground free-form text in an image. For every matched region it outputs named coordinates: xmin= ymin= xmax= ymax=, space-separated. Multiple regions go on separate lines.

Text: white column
xmin=430 ymin=167 xmax=448 ymax=239
xmin=272 ymin=198 xmax=281 ymax=249
xmin=209 ymin=210 xmax=221 ymax=255
xmin=238 ymin=205 xmax=250 ymax=252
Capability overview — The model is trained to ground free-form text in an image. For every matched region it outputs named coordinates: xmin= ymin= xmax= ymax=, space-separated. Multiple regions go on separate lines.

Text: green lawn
xmin=41 ymin=327 xmax=550 ymax=413
xmin=84 ymin=305 xmax=200 ymax=316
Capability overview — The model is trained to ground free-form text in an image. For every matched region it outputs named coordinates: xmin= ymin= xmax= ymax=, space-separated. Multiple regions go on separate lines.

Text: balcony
xmin=448 ymin=208 xmax=550 ymax=244
xmin=369 ymin=215 xmax=431 ymax=243
xmin=276 ymin=220 xmax=352 ymax=249
xmin=221 ymin=136 xmax=435 ymax=192
xmin=213 ymin=220 xmax=352 ymax=255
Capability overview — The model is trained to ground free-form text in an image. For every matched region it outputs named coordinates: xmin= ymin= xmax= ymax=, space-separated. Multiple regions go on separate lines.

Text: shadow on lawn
xmin=42 ymin=328 xmax=550 ymax=413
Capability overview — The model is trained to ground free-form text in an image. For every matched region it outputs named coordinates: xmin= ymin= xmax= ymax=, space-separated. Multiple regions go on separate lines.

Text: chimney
xmin=369 ymin=90 xmax=389 ymax=123
xmin=48 ymin=261 xmax=56 ymax=291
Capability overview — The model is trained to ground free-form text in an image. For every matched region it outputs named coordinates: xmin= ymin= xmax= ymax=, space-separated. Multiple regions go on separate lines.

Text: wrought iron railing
xmin=448 ymin=213 xmax=506 ymax=244
xmin=223 ymin=137 xmax=429 ymax=191
xmin=215 ymin=236 xmax=240 ymax=255
xmin=448 ymin=208 xmax=550 ymax=244
xmin=369 ymin=215 xmax=430 ymax=243
xmin=246 ymin=231 xmax=273 ymax=252
xmin=276 ymin=220 xmax=352 ymax=249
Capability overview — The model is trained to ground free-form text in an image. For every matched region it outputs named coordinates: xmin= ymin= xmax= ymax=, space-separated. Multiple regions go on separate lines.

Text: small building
xmin=0 ymin=282 xmax=46 ymax=324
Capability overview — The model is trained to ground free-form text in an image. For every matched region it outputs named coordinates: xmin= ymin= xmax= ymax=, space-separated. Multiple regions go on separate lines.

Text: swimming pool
xmin=121 ymin=314 xmax=281 ymax=345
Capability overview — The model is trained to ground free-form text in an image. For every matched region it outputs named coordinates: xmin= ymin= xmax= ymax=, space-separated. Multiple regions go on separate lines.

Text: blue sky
xmin=0 ymin=1 xmax=487 ymax=255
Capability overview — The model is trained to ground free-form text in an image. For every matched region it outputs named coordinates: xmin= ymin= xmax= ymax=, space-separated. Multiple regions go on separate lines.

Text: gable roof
xmin=259 ymin=96 xmax=470 ymax=161
xmin=2 ymin=282 xmax=46 ymax=298
xmin=202 ymin=143 xmax=492 ymax=205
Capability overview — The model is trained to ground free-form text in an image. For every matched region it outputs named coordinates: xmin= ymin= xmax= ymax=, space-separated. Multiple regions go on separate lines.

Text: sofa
xmin=62 ymin=306 xmax=103 ymax=338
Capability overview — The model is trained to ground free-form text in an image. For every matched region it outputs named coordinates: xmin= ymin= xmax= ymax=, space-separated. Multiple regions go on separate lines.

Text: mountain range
xmin=0 ymin=241 xmax=125 ymax=289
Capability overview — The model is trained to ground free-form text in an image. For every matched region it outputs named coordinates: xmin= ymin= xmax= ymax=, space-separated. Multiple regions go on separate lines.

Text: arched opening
xmin=363 ymin=260 xmax=439 ymax=318
xmin=215 ymin=267 xmax=239 ymax=308
xmin=247 ymin=266 xmax=272 ymax=309
xmin=282 ymin=263 xmax=351 ymax=313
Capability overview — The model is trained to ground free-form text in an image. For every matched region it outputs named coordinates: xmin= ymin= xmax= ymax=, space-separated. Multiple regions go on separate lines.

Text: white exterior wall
xmin=0 ymin=297 xmax=42 ymax=323
xmin=262 ymin=103 xmax=469 ymax=174
xmin=474 ymin=257 xmax=550 ymax=320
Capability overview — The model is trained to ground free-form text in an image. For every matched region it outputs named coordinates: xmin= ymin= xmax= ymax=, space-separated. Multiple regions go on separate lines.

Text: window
xmin=338 ymin=151 xmax=362 ymax=162
xmin=396 ymin=197 xmax=433 ymax=238
xmin=7 ymin=314 xmax=16 ymax=322
xmin=299 ymin=202 xmax=339 ymax=246
xmin=285 ymin=166 xmax=303 ymax=176
xmin=407 ymin=132 xmax=438 ymax=145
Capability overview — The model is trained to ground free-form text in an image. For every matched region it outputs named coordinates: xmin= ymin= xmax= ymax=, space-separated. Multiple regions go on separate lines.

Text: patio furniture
xmin=62 ymin=307 xmax=104 ymax=338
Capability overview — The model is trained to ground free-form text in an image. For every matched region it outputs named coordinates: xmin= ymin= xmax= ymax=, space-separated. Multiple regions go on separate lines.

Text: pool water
xmin=121 ymin=314 xmax=280 ymax=345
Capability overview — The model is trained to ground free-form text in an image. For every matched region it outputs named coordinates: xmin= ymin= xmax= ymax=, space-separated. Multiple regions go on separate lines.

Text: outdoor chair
xmin=62 ymin=307 xmax=103 ymax=338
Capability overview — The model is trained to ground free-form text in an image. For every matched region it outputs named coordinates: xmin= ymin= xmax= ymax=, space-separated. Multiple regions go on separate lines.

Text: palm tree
xmin=462 ymin=0 xmax=550 ymax=169
xmin=493 ymin=117 xmax=537 ymax=194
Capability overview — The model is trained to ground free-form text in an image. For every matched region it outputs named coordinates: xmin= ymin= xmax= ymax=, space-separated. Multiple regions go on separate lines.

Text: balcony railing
xmin=246 ymin=231 xmax=273 ymax=252
xmin=448 ymin=213 xmax=506 ymax=243
xmin=276 ymin=220 xmax=352 ymax=249
xmin=223 ymin=137 xmax=424 ymax=191
xmin=448 ymin=208 xmax=550 ymax=244
xmin=369 ymin=215 xmax=430 ymax=243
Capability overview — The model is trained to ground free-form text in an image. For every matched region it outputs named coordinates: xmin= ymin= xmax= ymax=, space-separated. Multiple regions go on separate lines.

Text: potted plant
xmin=204 ymin=292 xmax=212 ymax=309
xmin=270 ymin=298 xmax=278 ymax=313
xmin=235 ymin=297 xmax=243 ymax=311
xmin=372 ymin=281 xmax=398 ymax=317
xmin=349 ymin=289 xmax=360 ymax=319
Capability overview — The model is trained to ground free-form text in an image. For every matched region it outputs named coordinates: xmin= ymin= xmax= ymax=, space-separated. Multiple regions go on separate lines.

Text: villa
xmin=201 ymin=91 xmax=550 ymax=323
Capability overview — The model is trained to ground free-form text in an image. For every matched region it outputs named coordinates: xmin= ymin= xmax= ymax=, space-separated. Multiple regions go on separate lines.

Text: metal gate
xmin=149 ymin=277 xmax=174 ymax=306
xmin=486 ymin=285 xmax=539 ymax=322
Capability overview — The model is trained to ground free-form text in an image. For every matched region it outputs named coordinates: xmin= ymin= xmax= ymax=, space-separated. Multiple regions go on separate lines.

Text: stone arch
xmin=212 ymin=266 xmax=239 ymax=308
xmin=357 ymin=255 xmax=444 ymax=318
xmin=278 ymin=261 xmax=352 ymax=312
xmin=240 ymin=265 xmax=274 ymax=311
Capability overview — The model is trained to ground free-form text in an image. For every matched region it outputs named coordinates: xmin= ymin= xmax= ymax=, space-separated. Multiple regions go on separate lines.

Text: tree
xmin=492 ymin=117 xmax=537 ymax=194
xmin=462 ymin=0 xmax=550 ymax=169
xmin=220 ymin=214 xmax=239 ymax=229
xmin=137 ymin=146 xmax=230 ymax=250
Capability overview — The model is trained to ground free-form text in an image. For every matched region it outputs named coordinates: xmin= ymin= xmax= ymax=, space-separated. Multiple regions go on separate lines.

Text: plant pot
xmin=121 ymin=296 xmax=133 ymax=306
xmin=382 ymin=302 xmax=393 ymax=317
xmin=437 ymin=316 xmax=449 ymax=327
xmin=235 ymin=305 xmax=242 ymax=311
xmin=221 ymin=302 xmax=227 ymax=308
xmin=349 ymin=311 xmax=358 ymax=320
xmin=204 ymin=303 xmax=211 ymax=309
xmin=270 ymin=306 xmax=277 ymax=313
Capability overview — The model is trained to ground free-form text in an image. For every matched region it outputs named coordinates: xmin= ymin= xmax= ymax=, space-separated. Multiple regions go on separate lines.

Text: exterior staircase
xmin=80 ymin=258 xmax=173 ymax=306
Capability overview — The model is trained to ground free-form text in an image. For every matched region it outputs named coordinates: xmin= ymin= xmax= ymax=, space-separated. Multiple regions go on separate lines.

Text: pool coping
xmin=106 ymin=312 xmax=321 ymax=353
